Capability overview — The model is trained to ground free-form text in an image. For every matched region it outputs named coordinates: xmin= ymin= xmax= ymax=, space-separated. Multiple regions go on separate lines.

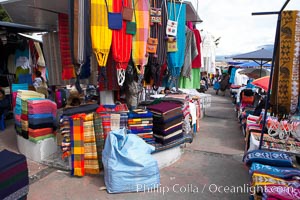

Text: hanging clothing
xmin=58 ymin=13 xmax=76 ymax=80
xmin=112 ymin=0 xmax=132 ymax=86
xmin=166 ymin=2 xmax=186 ymax=87
xmin=229 ymin=67 xmax=237 ymax=84
xmin=191 ymin=29 xmax=202 ymax=69
xmin=179 ymin=68 xmax=200 ymax=89
xmin=91 ymin=0 xmax=112 ymax=67
xmin=131 ymin=0 xmax=150 ymax=74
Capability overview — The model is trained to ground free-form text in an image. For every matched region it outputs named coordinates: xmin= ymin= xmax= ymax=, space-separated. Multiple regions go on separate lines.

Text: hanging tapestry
xmin=91 ymin=0 xmax=112 ymax=67
xmin=277 ymin=11 xmax=300 ymax=115
xmin=166 ymin=2 xmax=186 ymax=88
xmin=70 ymin=115 xmax=85 ymax=177
xmin=58 ymin=13 xmax=76 ymax=80
xmin=112 ymin=0 xmax=133 ymax=86
xmin=132 ymin=0 xmax=150 ymax=75
xmin=93 ymin=112 xmax=105 ymax=169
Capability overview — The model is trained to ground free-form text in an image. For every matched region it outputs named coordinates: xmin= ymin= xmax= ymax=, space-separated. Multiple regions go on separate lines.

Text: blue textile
xmin=229 ymin=68 xmax=237 ymax=84
xmin=167 ymin=3 xmax=186 ymax=78
xmin=18 ymin=74 xmax=33 ymax=85
xmin=250 ymin=162 xmax=300 ymax=179
xmin=127 ymin=111 xmax=153 ymax=119
xmin=243 ymin=150 xmax=293 ymax=167
xmin=102 ymin=128 xmax=160 ymax=193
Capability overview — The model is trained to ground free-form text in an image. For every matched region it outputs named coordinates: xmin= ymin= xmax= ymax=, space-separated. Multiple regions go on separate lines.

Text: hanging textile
xmin=166 ymin=1 xmax=186 ymax=88
xmin=70 ymin=114 xmax=85 ymax=177
xmin=275 ymin=11 xmax=300 ymax=115
xmin=42 ymin=32 xmax=64 ymax=86
xmin=112 ymin=0 xmax=133 ymax=86
xmin=146 ymin=0 xmax=168 ymax=88
xmin=83 ymin=113 xmax=100 ymax=174
xmin=192 ymin=28 xmax=202 ymax=68
xmin=58 ymin=13 xmax=76 ymax=80
xmin=93 ymin=112 xmax=105 ymax=169
xmin=131 ymin=0 xmax=150 ymax=74
xmin=91 ymin=0 xmax=112 ymax=67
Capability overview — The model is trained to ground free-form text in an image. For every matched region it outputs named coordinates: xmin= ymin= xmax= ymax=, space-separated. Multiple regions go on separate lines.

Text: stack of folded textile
xmin=147 ymin=102 xmax=183 ymax=144
xmin=243 ymin=150 xmax=300 ymax=199
xmin=14 ymin=90 xmax=45 ymax=138
xmin=127 ymin=109 xmax=154 ymax=144
xmin=27 ymin=98 xmax=57 ymax=143
xmin=0 ymin=149 xmax=29 ymax=200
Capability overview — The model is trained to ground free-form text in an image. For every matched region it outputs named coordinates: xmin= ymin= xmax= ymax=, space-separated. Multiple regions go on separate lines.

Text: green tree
xmin=0 ymin=6 xmax=11 ymax=22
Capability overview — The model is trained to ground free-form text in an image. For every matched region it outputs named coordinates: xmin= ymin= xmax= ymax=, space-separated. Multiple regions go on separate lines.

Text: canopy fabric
xmin=252 ymin=76 xmax=270 ymax=91
xmin=238 ymin=61 xmax=271 ymax=68
xmin=0 ymin=21 xmax=46 ymax=33
xmin=231 ymin=48 xmax=273 ymax=61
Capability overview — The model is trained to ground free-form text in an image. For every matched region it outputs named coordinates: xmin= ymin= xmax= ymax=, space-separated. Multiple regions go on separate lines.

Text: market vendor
xmin=0 ymin=89 xmax=10 ymax=117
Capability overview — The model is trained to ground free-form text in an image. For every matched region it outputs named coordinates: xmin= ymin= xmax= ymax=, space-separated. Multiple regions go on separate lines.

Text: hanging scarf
xmin=58 ymin=13 xmax=76 ymax=80
xmin=112 ymin=0 xmax=132 ymax=86
xmin=131 ymin=0 xmax=150 ymax=75
xmin=91 ymin=0 xmax=112 ymax=67
xmin=166 ymin=2 xmax=186 ymax=88
xmin=276 ymin=11 xmax=300 ymax=115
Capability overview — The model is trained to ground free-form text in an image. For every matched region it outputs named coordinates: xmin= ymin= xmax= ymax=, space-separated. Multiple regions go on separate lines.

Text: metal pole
xmin=258 ymin=0 xmax=291 ymax=149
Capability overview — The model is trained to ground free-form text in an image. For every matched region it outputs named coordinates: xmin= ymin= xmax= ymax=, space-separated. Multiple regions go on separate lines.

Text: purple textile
xmin=147 ymin=102 xmax=181 ymax=114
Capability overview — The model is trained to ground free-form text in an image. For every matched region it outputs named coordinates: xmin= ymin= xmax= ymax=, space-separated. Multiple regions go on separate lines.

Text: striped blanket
xmin=83 ymin=113 xmax=99 ymax=174
xmin=93 ymin=112 xmax=105 ymax=169
xmin=70 ymin=115 xmax=85 ymax=177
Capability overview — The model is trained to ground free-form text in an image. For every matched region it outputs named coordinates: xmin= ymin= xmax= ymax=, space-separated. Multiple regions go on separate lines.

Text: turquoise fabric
xmin=167 ymin=3 xmax=186 ymax=88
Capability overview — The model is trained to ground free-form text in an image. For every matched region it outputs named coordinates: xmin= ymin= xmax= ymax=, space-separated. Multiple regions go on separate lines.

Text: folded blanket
xmin=153 ymin=123 xmax=183 ymax=136
xmin=147 ymin=101 xmax=181 ymax=114
xmin=154 ymin=130 xmax=183 ymax=145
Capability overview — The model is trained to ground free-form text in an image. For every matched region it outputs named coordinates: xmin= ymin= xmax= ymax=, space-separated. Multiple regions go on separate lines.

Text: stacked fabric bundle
xmin=0 ymin=149 xmax=29 ymax=200
xmin=243 ymin=150 xmax=300 ymax=199
xmin=147 ymin=102 xmax=183 ymax=144
xmin=27 ymin=99 xmax=57 ymax=143
xmin=127 ymin=109 xmax=154 ymax=144
xmin=14 ymin=90 xmax=45 ymax=138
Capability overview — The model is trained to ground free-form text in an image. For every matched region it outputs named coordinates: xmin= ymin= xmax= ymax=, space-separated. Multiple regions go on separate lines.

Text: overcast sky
xmin=193 ymin=0 xmax=300 ymax=56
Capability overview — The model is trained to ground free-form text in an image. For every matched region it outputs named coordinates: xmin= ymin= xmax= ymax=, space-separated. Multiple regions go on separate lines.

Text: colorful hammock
xmin=91 ymin=0 xmax=112 ymax=67
xmin=132 ymin=0 xmax=150 ymax=74
xmin=58 ymin=13 xmax=76 ymax=80
xmin=112 ymin=0 xmax=132 ymax=86
xmin=274 ymin=11 xmax=300 ymax=114
xmin=166 ymin=2 xmax=186 ymax=88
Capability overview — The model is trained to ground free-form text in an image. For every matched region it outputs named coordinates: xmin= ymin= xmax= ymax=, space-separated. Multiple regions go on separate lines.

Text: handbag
xmin=105 ymin=0 xmax=122 ymax=30
xmin=165 ymin=0 xmax=183 ymax=37
xmin=146 ymin=37 xmax=158 ymax=57
xmin=150 ymin=7 xmax=162 ymax=25
xmin=126 ymin=21 xmax=136 ymax=35
xmin=166 ymin=36 xmax=177 ymax=52
xmin=122 ymin=6 xmax=133 ymax=21
xmin=126 ymin=0 xmax=136 ymax=35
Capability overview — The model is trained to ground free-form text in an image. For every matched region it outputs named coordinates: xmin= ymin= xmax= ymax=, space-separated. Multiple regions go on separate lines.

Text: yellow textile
xmin=91 ymin=0 xmax=112 ymax=67
xmin=276 ymin=11 xmax=300 ymax=114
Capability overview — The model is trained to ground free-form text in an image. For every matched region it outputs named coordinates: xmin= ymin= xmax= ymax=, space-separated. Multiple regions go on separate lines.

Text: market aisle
xmin=27 ymin=88 xmax=250 ymax=200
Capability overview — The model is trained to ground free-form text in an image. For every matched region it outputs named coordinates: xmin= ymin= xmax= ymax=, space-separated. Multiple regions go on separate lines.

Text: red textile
xmin=192 ymin=29 xmax=202 ymax=68
xmin=112 ymin=0 xmax=132 ymax=70
xmin=58 ymin=13 xmax=75 ymax=80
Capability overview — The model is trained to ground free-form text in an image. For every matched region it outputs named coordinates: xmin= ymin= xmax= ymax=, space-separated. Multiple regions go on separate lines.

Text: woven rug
xmin=276 ymin=11 xmax=300 ymax=114
xmin=93 ymin=112 xmax=105 ymax=169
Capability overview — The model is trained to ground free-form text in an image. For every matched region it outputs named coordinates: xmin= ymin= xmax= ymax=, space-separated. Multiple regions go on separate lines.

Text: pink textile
xmin=264 ymin=185 xmax=300 ymax=200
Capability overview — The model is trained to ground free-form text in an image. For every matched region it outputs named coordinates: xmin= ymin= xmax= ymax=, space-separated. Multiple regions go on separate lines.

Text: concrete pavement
xmin=0 ymin=88 xmax=250 ymax=199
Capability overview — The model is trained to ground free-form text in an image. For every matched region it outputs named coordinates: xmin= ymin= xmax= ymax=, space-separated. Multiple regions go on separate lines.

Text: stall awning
xmin=1 ymin=0 xmax=201 ymax=31
xmin=0 ymin=21 xmax=46 ymax=33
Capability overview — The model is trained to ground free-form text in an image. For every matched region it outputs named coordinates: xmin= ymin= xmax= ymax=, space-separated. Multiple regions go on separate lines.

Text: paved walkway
xmin=0 ymin=88 xmax=250 ymax=200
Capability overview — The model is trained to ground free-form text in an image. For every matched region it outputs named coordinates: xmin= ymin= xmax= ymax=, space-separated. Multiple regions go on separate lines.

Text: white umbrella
xmin=238 ymin=68 xmax=270 ymax=79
